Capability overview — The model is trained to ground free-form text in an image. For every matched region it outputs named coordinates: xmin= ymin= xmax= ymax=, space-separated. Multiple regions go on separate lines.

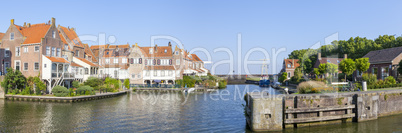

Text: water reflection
xmin=0 ymin=85 xmax=400 ymax=132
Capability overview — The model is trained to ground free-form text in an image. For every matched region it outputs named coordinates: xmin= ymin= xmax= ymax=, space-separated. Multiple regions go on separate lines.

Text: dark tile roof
xmin=363 ymin=47 xmax=402 ymax=63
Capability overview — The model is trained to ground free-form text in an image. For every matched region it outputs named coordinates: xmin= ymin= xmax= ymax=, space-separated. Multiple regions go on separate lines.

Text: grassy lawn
xmin=246 ymin=77 xmax=260 ymax=81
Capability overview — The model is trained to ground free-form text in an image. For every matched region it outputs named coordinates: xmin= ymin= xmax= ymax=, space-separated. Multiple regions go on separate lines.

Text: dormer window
xmin=287 ymin=64 xmax=291 ymax=68
xmin=175 ymin=51 xmax=179 ymax=55
xmin=164 ymin=49 xmax=167 ymax=53
xmin=149 ymin=48 xmax=153 ymax=54
xmin=52 ymin=30 xmax=56 ymax=38
xmin=64 ymin=44 xmax=68 ymax=50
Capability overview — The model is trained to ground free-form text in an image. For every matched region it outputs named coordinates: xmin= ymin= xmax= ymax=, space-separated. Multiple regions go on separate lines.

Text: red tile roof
xmin=284 ymin=59 xmax=300 ymax=69
xmin=45 ymin=56 xmax=69 ymax=63
xmin=71 ymin=62 xmax=83 ymax=67
xmin=140 ymin=46 xmax=172 ymax=57
xmin=15 ymin=23 xmax=51 ymax=44
xmin=76 ymin=57 xmax=99 ymax=67
xmin=0 ymin=33 xmax=5 ymax=40
xmin=109 ymin=44 xmax=130 ymax=49
xmin=90 ymin=44 xmax=109 ymax=49
xmin=191 ymin=54 xmax=202 ymax=62
xmin=59 ymin=26 xmax=84 ymax=48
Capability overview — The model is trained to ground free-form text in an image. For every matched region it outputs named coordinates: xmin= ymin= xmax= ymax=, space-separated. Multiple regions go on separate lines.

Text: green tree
xmin=318 ymin=63 xmax=328 ymax=77
xmin=123 ymin=79 xmax=130 ymax=89
xmin=34 ymin=76 xmax=46 ymax=95
xmin=313 ymin=68 xmax=320 ymax=78
xmin=279 ymin=72 xmax=287 ymax=83
xmin=398 ymin=60 xmax=402 ymax=77
xmin=1 ymin=68 xmax=26 ymax=94
xmin=326 ymin=63 xmax=338 ymax=75
xmin=355 ymin=58 xmax=370 ymax=75
xmin=72 ymin=81 xmax=80 ymax=88
xmin=339 ymin=58 xmax=356 ymax=81
xmin=84 ymin=77 xmax=103 ymax=88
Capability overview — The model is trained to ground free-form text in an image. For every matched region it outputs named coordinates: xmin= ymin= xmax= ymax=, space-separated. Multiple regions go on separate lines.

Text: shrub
xmin=77 ymin=85 xmax=95 ymax=95
xmin=202 ymin=80 xmax=216 ymax=88
xmin=297 ymin=81 xmax=327 ymax=94
xmin=84 ymin=77 xmax=103 ymax=88
xmin=21 ymin=86 xmax=31 ymax=95
xmin=123 ymin=79 xmax=130 ymax=89
xmin=72 ymin=81 xmax=80 ymax=88
xmin=52 ymin=86 xmax=69 ymax=97
xmin=385 ymin=76 xmax=396 ymax=85
xmin=362 ymin=73 xmax=377 ymax=86
xmin=218 ymin=80 xmax=227 ymax=89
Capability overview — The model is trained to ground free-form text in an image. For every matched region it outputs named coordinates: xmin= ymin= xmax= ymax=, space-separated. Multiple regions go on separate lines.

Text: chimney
xmin=154 ymin=44 xmax=158 ymax=52
xmin=51 ymin=17 xmax=55 ymax=26
xmin=71 ymin=27 xmax=75 ymax=31
xmin=344 ymin=54 xmax=347 ymax=59
xmin=168 ymin=42 xmax=172 ymax=47
xmin=23 ymin=22 xmax=26 ymax=27
xmin=27 ymin=23 xmax=31 ymax=27
xmin=10 ymin=19 xmax=14 ymax=25
xmin=318 ymin=52 xmax=321 ymax=60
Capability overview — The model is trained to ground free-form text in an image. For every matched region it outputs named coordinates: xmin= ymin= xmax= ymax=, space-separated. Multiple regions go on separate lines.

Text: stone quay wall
xmin=245 ymin=89 xmax=402 ymax=131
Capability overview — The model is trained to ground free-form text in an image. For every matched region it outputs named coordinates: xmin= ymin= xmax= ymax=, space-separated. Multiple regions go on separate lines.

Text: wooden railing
xmin=284 ymin=105 xmax=355 ymax=124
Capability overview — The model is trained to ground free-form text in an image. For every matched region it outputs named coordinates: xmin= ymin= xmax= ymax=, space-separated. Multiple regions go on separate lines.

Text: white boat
xmin=184 ymin=88 xmax=195 ymax=93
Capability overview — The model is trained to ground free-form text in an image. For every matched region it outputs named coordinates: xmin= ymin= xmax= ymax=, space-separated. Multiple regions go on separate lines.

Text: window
xmin=154 ymin=70 xmax=157 ymax=76
xmin=10 ymin=32 xmax=14 ymax=40
xmin=64 ymin=44 xmax=68 ymax=50
xmin=5 ymin=48 xmax=10 ymax=57
xmin=35 ymin=46 xmax=40 ymax=52
xmin=373 ymin=67 xmax=378 ymax=76
xmin=382 ymin=67 xmax=389 ymax=80
xmin=85 ymin=68 xmax=89 ymax=74
xmin=4 ymin=62 xmax=10 ymax=68
xmin=145 ymin=71 xmax=150 ymax=76
xmin=138 ymin=74 xmax=141 ymax=78
xmin=122 ymin=58 xmax=127 ymax=63
xmin=24 ymin=63 xmax=28 ymax=71
xmin=164 ymin=49 xmax=167 ymax=53
xmin=24 ymin=47 xmax=28 ymax=53
xmin=34 ymin=62 xmax=39 ymax=71
xmin=44 ymin=64 xmax=47 ymax=68
xmin=57 ymin=48 xmax=61 ymax=57
xmin=52 ymin=30 xmax=56 ymax=38
xmin=114 ymin=58 xmax=118 ymax=64
xmin=175 ymin=51 xmax=179 ymax=55
xmin=287 ymin=72 xmax=291 ymax=78
xmin=161 ymin=70 xmax=165 ymax=77
xmin=114 ymin=70 xmax=118 ymax=78
xmin=168 ymin=71 xmax=173 ymax=76
xmin=15 ymin=61 xmax=20 ymax=71
xmin=132 ymin=74 xmax=135 ymax=79
xmin=75 ymin=50 xmax=79 ymax=57
xmin=149 ymin=48 xmax=153 ymax=54
xmin=15 ymin=47 xmax=20 ymax=56
xmin=52 ymin=47 xmax=55 ymax=56
xmin=46 ymin=47 xmax=50 ymax=55
xmin=287 ymin=64 xmax=291 ymax=68
xmin=105 ymin=58 xmax=110 ymax=64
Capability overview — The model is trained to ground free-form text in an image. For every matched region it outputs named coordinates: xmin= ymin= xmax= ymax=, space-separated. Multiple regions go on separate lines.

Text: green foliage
xmin=202 ymin=79 xmax=216 ymax=88
xmin=77 ymin=85 xmax=95 ymax=95
xmin=218 ymin=80 xmax=227 ymax=89
xmin=123 ymin=79 xmax=130 ymax=89
xmin=1 ymin=68 xmax=26 ymax=94
xmin=398 ymin=60 xmax=402 ymax=76
xmin=279 ymin=72 xmax=287 ymax=83
xmin=362 ymin=73 xmax=377 ymax=86
xmin=84 ymin=77 xmax=103 ymax=88
xmin=21 ymin=86 xmax=32 ymax=95
xmin=290 ymin=67 xmax=304 ymax=84
xmin=52 ymin=86 xmax=69 ymax=97
xmin=72 ymin=81 xmax=80 ymax=88
xmin=183 ymin=76 xmax=196 ymax=87
xmin=385 ymin=76 xmax=396 ymax=85
xmin=318 ymin=63 xmax=328 ymax=75
xmin=104 ymin=77 xmax=121 ymax=91
xmin=339 ymin=58 xmax=356 ymax=80
xmin=355 ymin=58 xmax=370 ymax=73
xmin=34 ymin=76 xmax=46 ymax=95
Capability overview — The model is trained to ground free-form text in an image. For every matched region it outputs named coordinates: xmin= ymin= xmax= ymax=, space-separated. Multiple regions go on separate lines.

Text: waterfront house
xmin=98 ymin=44 xmax=130 ymax=80
xmin=140 ymin=43 xmax=176 ymax=84
xmin=90 ymin=44 xmax=109 ymax=62
xmin=361 ymin=47 xmax=402 ymax=80
xmin=0 ymin=32 xmax=11 ymax=75
xmin=280 ymin=59 xmax=300 ymax=79
xmin=313 ymin=53 xmax=346 ymax=78
xmin=127 ymin=43 xmax=146 ymax=84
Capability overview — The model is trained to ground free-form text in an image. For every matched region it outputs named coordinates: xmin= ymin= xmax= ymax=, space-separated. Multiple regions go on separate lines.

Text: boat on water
xmin=259 ymin=76 xmax=270 ymax=87
xmin=184 ymin=88 xmax=195 ymax=93
xmin=259 ymin=58 xmax=270 ymax=87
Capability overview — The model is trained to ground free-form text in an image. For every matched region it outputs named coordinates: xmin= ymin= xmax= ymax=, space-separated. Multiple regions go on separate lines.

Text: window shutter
xmin=130 ymin=58 xmax=134 ymax=64
xmin=157 ymin=59 xmax=161 ymax=65
xmin=139 ymin=58 xmax=142 ymax=64
xmin=153 ymin=59 xmax=156 ymax=65
xmin=169 ymin=59 xmax=172 ymax=65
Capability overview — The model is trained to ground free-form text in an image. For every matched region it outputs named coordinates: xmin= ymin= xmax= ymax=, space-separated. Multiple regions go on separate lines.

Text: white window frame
xmin=52 ymin=30 xmax=56 ymax=38
xmin=5 ymin=48 xmax=10 ymax=57
xmin=122 ymin=58 xmax=127 ymax=64
xmin=64 ymin=44 xmax=68 ymax=50
xmin=24 ymin=62 xmax=28 ymax=71
xmin=10 ymin=32 xmax=14 ymax=40
xmin=52 ymin=47 xmax=56 ymax=56
xmin=114 ymin=58 xmax=118 ymax=64
xmin=153 ymin=70 xmax=157 ymax=76
xmin=46 ymin=46 xmax=50 ymax=55
xmin=161 ymin=70 xmax=165 ymax=77
xmin=15 ymin=60 xmax=21 ymax=71
xmin=75 ymin=50 xmax=79 ymax=57
xmin=57 ymin=48 xmax=61 ymax=57
xmin=23 ymin=46 xmax=28 ymax=53
xmin=34 ymin=62 xmax=39 ymax=71
xmin=15 ymin=46 xmax=20 ymax=57
xmin=105 ymin=58 xmax=110 ymax=64
xmin=35 ymin=46 xmax=40 ymax=52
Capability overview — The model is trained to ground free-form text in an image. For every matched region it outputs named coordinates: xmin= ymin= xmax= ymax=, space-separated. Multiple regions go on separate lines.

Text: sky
xmin=1 ymin=0 xmax=402 ymax=75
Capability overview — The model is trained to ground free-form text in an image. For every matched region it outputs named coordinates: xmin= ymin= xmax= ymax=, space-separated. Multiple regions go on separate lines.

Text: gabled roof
xmin=317 ymin=57 xmax=343 ymax=65
xmin=71 ymin=62 xmax=83 ymax=67
xmin=14 ymin=23 xmax=51 ymax=44
xmin=45 ymin=56 xmax=69 ymax=63
xmin=0 ymin=33 xmax=5 ymax=41
xmin=140 ymin=46 xmax=172 ymax=57
xmin=109 ymin=44 xmax=130 ymax=49
xmin=283 ymin=59 xmax=300 ymax=69
xmin=83 ymin=44 xmax=97 ymax=62
xmin=191 ymin=54 xmax=202 ymax=62
xmin=103 ymin=49 xmax=114 ymax=57
xmin=59 ymin=32 xmax=67 ymax=45
xmin=59 ymin=26 xmax=84 ymax=48
xmin=363 ymin=47 xmax=402 ymax=64
xmin=75 ymin=57 xmax=99 ymax=67
xmin=144 ymin=66 xmax=175 ymax=70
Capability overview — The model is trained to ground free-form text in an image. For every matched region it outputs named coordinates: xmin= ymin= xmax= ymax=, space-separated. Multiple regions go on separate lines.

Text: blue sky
xmin=1 ymin=0 xmax=402 ymax=74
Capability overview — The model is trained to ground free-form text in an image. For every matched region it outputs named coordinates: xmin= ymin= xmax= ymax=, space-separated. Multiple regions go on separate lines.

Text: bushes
xmin=202 ymin=80 xmax=216 ymax=88
xmin=72 ymin=81 xmax=80 ymax=88
xmin=104 ymin=77 xmax=121 ymax=91
xmin=123 ymin=79 xmax=130 ymax=89
xmin=297 ymin=81 xmax=327 ymax=94
xmin=366 ymin=76 xmax=399 ymax=89
xmin=52 ymin=86 xmax=69 ymax=97
xmin=218 ymin=80 xmax=227 ymax=89
xmin=362 ymin=73 xmax=377 ymax=85
xmin=84 ymin=77 xmax=103 ymax=88
xmin=77 ymin=86 xmax=95 ymax=95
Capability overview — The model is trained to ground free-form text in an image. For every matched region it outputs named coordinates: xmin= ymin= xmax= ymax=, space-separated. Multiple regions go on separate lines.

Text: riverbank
xmin=4 ymin=91 xmax=128 ymax=103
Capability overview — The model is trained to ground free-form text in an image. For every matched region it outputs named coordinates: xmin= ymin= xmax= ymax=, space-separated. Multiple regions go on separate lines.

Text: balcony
xmin=51 ymin=72 xmax=76 ymax=79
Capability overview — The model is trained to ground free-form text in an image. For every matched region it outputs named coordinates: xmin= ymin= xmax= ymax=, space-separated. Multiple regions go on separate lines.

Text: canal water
xmin=0 ymin=85 xmax=401 ymax=132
